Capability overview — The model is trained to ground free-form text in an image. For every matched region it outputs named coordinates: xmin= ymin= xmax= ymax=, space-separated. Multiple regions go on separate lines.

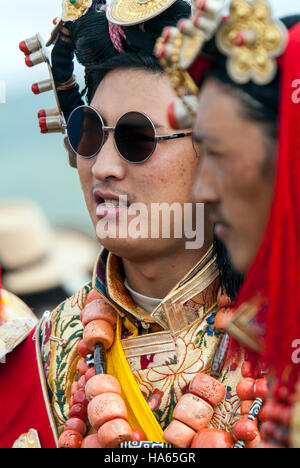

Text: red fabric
xmin=0 ymin=329 xmax=57 ymax=448
xmin=232 ymin=23 xmax=300 ymax=391
xmin=0 ymin=267 xmax=3 ymax=325
xmin=188 ymin=57 xmax=211 ymax=84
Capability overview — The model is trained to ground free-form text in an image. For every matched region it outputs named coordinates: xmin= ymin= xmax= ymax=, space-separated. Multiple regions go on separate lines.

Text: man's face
xmin=193 ymin=79 xmax=277 ymax=275
xmin=77 ymin=68 xmax=204 ymax=261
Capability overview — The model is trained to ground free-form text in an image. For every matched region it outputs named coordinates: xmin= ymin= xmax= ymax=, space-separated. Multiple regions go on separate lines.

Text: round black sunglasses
xmin=66 ymin=105 xmax=192 ymax=164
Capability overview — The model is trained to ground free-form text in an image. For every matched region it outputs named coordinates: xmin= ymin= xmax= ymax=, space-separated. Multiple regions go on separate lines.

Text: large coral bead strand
xmin=163 ymin=373 xmax=228 ymax=448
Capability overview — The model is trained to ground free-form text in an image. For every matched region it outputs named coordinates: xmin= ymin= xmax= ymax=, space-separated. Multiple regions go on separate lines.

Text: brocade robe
xmin=38 ymin=246 xmax=243 ymax=445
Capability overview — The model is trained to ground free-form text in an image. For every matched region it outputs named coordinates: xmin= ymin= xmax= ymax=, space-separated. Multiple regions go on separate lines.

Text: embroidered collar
xmin=93 ymin=246 xmax=219 ymax=330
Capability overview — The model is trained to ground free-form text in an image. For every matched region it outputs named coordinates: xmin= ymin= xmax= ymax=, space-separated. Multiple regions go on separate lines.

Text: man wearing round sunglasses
xmin=1 ymin=2 xmax=244 ymax=449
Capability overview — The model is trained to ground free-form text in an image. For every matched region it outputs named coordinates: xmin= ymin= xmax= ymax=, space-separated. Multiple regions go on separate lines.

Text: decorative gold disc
xmin=106 ymin=0 xmax=177 ymax=26
xmin=216 ymin=0 xmax=287 ymax=85
xmin=62 ymin=0 xmax=92 ymax=22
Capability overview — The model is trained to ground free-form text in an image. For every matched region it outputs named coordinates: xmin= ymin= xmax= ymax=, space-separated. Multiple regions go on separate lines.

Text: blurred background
xmin=0 ymin=0 xmax=299 ymax=316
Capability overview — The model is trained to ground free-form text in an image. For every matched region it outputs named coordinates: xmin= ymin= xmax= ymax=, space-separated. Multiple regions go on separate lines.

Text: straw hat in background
xmin=0 ymin=200 xmax=99 ymax=297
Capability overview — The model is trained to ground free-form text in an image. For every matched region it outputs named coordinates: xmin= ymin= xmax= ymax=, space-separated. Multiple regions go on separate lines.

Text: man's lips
xmin=210 ymin=214 xmax=231 ymax=239
xmin=93 ymin=189 xmax=130 ymax=218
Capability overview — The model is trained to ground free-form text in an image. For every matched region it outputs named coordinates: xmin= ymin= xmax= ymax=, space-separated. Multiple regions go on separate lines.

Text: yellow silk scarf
xmin=106 ymin=315 xmax=165 ymax=442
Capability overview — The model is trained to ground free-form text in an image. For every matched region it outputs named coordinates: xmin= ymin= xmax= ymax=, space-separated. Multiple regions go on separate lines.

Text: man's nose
xmin=193 ymin=157 xmax=220 ymax=204
xmin=91 ymin=132 xmax=126 ymax=181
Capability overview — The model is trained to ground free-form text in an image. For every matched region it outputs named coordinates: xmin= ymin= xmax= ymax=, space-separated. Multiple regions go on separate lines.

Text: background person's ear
xmin=64 ymin=137 xmax=77 ymax=168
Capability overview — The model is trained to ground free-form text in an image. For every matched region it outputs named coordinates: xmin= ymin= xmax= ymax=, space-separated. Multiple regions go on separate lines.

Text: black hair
xmin=213 ymin=237 xmax=244 ymax=301
xmin=52 ymin=0 xmax=191 ymax=122
xmin=87 ymin=51 xmax=164 ymax=103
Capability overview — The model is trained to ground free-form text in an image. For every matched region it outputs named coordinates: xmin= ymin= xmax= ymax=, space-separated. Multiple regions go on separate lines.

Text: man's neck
xmin=122 ymin=240 xmax=212 ymax=300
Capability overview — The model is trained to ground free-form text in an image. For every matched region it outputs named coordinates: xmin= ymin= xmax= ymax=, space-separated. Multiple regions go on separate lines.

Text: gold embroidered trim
xmin=34 ymin=317 xmax=59 ymax=447
xmin=122 ymin=331 xmax=175 ymax=359
xmin=153 ymin=253 xmax=219 ymax=331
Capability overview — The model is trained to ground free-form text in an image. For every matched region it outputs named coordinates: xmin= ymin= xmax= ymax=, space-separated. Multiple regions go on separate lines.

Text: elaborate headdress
xmin=156 ymin=0 xmax=300 ymax=391
xmin=19 ymin=0 xmax=191 ymax=134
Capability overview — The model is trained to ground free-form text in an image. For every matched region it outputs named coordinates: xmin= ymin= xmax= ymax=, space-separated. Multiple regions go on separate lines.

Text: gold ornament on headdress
xmin=216 ymin=0 xmax=287 ymax=85
xmin=106 ymin=0 xmax=177 ymax=26
xmin=154 ymin=0 xmax=225 ymax=124
xmin=62 ymin=0 xmax=92 ymax=22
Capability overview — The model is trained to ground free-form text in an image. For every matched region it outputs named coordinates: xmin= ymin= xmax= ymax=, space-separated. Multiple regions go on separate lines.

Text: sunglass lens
xmin=67 ymin=106 xmax=103 ymax=158
xmin=115 ymin=112 xmax=156 ymax=163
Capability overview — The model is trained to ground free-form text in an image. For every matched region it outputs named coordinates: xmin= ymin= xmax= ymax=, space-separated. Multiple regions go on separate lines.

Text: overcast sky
xmin=0 ymin=0 xmax=299 ymax=95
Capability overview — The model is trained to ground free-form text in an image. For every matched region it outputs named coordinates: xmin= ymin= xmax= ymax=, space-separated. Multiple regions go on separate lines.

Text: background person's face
xmin=193 ymin=79 xmax=277 ymax=275
xmin=77 ymin=68 xmax=203 ymax=262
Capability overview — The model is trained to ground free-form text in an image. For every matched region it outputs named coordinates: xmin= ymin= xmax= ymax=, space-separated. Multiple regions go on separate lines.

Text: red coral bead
xmin=69 ymin=404 xmax=87 ymax=422
xmin=233 ymin=418 xmax=259 ymax=442
xmin=86 ymin=290 xmax=103 ymax=304
xmin=253 ymin=378 xmax=268 ymax=401
xmin=131 ymin=429 xmax=146 ymax=442
xmin=71 ymin=381 xmax=80 ymax=396
xmin=77 ymin=357 xmax=89 ymax=376
xmin=77 ymin=339 xmax=90 ymax=357
xmin=236 ymin=378 xmax=255 ymax=401
xmin=191 ymin=428 xmax=234 ymax=448
xmin=73 ymin=390 xmax=89 ymax=407
xmin=241 ymin=361 xmax=258 ymax=379
xmin=81 ymin=434 xmax=103 ymax=448
xmin=78 ymin=375 xmax=86 ymax=389
xmin=85 ymin=367 xmax=96 ymax=382
xmin=58 ymin=430 xmax=83 ymax=448
xmin=240 ymin=400 xmax=254 ymax=415
xmin=64 ymin=418 xmax=87 ymax=436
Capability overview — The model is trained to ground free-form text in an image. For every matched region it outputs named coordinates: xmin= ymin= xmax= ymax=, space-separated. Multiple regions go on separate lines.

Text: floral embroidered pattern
xmin=40 ymin=282 xmax=92 ymax=433
xmin=195 ymin=312 xmax=222 ymax=348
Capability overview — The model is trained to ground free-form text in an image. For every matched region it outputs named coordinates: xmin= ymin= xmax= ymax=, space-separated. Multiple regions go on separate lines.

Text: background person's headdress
xmin=156 ymin=0 xmax=300 ymax=392
xmin=19 ymin=0 xmax=191 ymax=135
xmin=154 ymin=0 xmax=288 ymax=129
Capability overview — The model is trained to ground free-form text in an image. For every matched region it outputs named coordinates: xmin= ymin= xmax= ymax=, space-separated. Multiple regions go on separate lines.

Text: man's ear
xmin=64 ymin=137 xmax=77 ymax=168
